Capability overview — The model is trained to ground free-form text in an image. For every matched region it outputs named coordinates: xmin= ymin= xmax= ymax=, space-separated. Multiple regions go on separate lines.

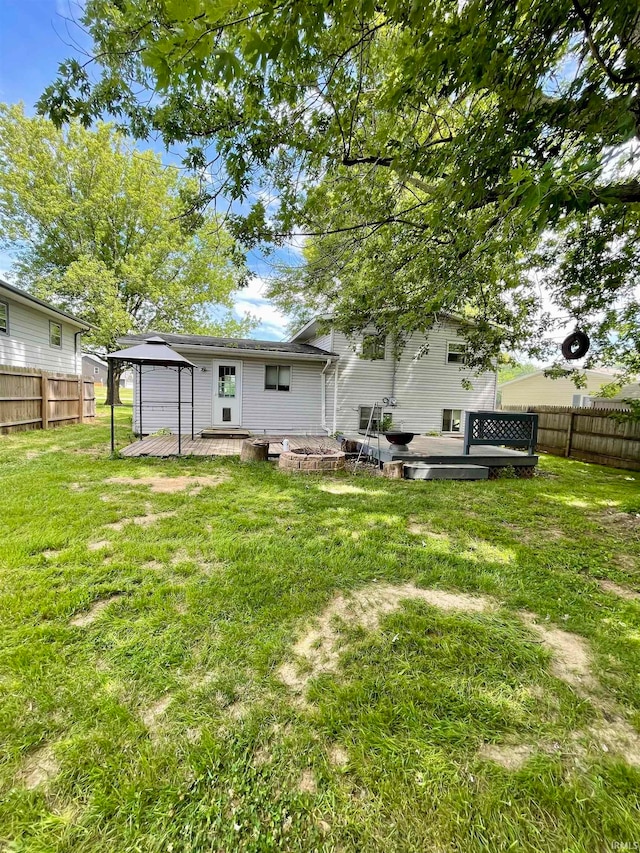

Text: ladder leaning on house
xmin=353 ymin=401 xmax=381 ymax=472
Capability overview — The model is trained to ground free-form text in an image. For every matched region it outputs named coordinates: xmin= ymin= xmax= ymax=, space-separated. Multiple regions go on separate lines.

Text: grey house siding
xmin=132 ymin=353 xmax=215 ymax=435
xmin=0 ymin=293 xmax=81 ymax=374
xmin=132 ymin=353 xmax=327 ymax=435
xmin=309 ymin=320 xmax=496 ymax=435
xmin=241 ymin=358 xmax=324 ymax=434
xmin=83 ymin=357 xmax=108 ymax=384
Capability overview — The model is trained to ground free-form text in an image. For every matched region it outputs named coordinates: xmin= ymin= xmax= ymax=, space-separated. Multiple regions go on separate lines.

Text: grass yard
xmin=1 ymin=402 xmax=639 ymax=852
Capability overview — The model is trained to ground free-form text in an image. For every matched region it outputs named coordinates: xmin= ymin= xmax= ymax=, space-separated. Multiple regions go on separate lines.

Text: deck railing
xmin=464 ymin=411 xmax=538 ymax=455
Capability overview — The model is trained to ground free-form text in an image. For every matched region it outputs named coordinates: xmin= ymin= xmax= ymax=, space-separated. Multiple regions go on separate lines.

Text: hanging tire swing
xmin=561 ymin=329 xmax=590 ymax=361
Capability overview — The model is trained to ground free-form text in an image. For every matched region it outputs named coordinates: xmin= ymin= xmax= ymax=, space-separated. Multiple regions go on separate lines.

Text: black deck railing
xmin=464 ymin=411 xmax=538 ymax=455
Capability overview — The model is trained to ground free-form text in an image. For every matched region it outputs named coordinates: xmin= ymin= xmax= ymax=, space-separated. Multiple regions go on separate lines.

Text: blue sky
xmin=0 ymin=0 xmax=292 ymax=340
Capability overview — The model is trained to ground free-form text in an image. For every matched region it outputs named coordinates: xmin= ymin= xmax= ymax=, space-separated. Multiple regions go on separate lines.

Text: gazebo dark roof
xmin=106 ymin=336 xmax=195 ymax=454
xmin=107 ymin=336 xmax=196 ymax=367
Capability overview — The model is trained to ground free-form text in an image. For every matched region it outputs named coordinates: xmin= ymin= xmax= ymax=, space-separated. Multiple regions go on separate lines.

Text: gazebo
xmin=106 ymin=336 xmax=196 ymax=455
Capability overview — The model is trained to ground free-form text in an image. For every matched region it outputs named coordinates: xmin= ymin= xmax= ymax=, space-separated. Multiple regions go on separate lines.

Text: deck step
xmin=404 ymin=463 xmax=489 ymax=481
xmin=200 ymin=428 xmax=252 ymax=439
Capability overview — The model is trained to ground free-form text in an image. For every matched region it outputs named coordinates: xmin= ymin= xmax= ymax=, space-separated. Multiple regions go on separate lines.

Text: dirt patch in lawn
xmin=519 ymin=612 xmax=597 ymax=695
xmin=614 ymin=553 xmax=639 ymax=573
xmin=596 ymin=509 xmax=640 ymax=537
xmin=597 ymin=578 xmax=640 ymax=602
xmin=105 ymin=475 xmax=227 ymax=494
xmin=88 ymin=540 xmax=109 ymax=552
xmin=582 ymin=719 xmax=640 ymax=767
xmin=407 ymin=520 xmax=449 ymax=541
xmin=297 ymin=769 xmax=317 ymax=794
xmin=105 ymin=510 xmax=177 ymax=531
xmin=70 ymin=594 xmax=124 ymax=627
xmin=478 ymin=742 xmax=535 ymax=770
xmin=278 ymin=583 xmax=495 ymax=696
xmin=141 ymin=695 xmax=172 ymax=733
xmin=18 ymin=744 xmax=60 ymax=790
xmin=328 ymin=744 xmax=349 ymax=767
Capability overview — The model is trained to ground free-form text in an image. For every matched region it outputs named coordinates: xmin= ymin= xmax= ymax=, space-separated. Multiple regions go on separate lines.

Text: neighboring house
xmin=119 ymin=316 xmax=497 ymax=436
xmin=82 ymin=355 xmax=133 ymax=388
xmin=592 ymin=382 xmax=640 ymax=410
xmin=83 ymin=355 xmax=133 ymax=388
xmin=0 ymin=278 xmax=89 ymax=375
xmin=498 ymin=367 xmax=619 ymax=409
xmin=83 ymin=354 xmax=108 ymax=384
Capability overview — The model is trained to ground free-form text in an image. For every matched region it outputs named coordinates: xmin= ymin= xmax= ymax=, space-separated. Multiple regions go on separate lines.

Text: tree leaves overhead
xmin=0 ymin=105 xmax=252 ymax=374
xmin=38 ymin=0 xmax=640 ymax=372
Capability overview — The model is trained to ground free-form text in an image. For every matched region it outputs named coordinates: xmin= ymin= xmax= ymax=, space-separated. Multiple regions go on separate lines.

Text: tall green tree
xmin=38 ymin=0 xmax=640 ymax=374
xmin=0 ymin=104 xmax=252 ymax=402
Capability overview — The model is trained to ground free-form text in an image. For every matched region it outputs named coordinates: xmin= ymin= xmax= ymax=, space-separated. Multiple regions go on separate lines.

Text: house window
xmin=265 ymin=364 xmax=291 ymax=391
xmin=0 ymin=300 xmax=8 ymax=334
xmin=359 ymin=405 xmax=384 ymax=434
xmin=442 ymin=408 xmax=462 ymax=433
xmin=49 ymin=321 xmax=62 ymax=348
xmin=93 ymin=366 xmax=100 ymax=374
xmin=446 ymin=341 xmax=467 ymax=364
xmin=218 ymin=365 xmax=236 ymax=397
xmin=361 ymin=333 xmax=386 ymax=360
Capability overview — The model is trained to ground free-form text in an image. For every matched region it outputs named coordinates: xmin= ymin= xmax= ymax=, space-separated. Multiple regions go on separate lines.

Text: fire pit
xmin=383 ymin=431 xmax=415 ymax=452
xmin=279 ymin=446 xmax=346 ymax=472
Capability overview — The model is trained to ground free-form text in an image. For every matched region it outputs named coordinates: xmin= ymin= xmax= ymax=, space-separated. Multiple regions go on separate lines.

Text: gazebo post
xmin=138 ymin=364 xmax=143 ymax=441
xmin=178 ymin=365 xmax=182 ymax=455
xmin=191 ymin=366 xmax=194 ymax=441
xmin=108 ymin=358 xmax=115 ymax=454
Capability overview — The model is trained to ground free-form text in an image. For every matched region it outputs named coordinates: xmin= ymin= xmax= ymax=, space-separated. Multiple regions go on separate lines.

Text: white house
xmin=499 ymin=367 xmax=619 ymax=409
xmin=0 ymin=278 xmax=89 ymax=375
xmin=119 ymin=316 xmax=497 ymax=437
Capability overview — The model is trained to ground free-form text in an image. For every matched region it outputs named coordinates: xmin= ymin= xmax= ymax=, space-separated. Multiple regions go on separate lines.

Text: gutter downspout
xmin=321 ymin=358 xmax=331 ymax=434
xmin=332 ymin=359 xmax=339 ymax=434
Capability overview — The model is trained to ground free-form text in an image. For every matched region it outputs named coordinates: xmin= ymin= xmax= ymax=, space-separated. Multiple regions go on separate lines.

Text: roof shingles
xmin=119 ymin=332 xmax=336 ymax=358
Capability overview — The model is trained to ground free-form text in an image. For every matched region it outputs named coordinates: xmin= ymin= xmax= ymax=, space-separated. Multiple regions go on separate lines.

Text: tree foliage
xmin=0 ymin=104 xmax=252 ymax=399
xmin=38 ymin=0 xmax=640 ymax=374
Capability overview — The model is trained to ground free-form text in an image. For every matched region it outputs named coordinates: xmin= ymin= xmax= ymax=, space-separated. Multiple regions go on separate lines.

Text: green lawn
xmin=1 ymin=402 xmax=639 ymax=852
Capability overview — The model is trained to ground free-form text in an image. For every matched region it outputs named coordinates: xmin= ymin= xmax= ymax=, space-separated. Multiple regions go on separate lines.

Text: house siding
xmin=132 ymin=352 xmax=327 ymax=435
xmin=0 ymin=292 xmax=81 ymax=374
xmin=499 ymin=371 xmax=615 ymax=408
xmin=83 ymin=357 xmax=108 ymax=384
xmin=313 ymin=320 xmax=496 ymax=435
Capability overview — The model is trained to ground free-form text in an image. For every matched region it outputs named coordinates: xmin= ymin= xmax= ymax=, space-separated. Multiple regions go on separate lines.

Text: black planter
xmin=383 ymin=431 xmax=415 ymax=452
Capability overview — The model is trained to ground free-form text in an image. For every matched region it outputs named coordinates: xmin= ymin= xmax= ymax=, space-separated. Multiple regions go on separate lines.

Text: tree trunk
xmin=105 ymin=364 xmax=123 ymax=406
xmin=240 ymin=439 xmax=270 ymax=462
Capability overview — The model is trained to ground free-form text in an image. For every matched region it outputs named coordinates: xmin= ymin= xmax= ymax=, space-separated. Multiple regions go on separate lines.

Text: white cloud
xmin=234 ymin=276 xmax=290 ymax=340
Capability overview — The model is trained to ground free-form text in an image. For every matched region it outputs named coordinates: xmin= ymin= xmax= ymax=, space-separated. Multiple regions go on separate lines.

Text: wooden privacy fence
xmin=502 ymin=405 xmax=640 ymax=471
xmin=0 ymin=365 xmax=95 ymax=434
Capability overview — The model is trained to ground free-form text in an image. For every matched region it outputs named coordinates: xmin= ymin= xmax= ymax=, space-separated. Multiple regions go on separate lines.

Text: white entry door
xmin=212 ymin=361 xmax=242 ymax=426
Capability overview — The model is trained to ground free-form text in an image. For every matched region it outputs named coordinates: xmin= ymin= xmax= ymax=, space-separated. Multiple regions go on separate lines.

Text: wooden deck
xmin=343 ymin=433 xmax=539 ymax=470
xmin=120 ymin=434 xmax=341 ymax=458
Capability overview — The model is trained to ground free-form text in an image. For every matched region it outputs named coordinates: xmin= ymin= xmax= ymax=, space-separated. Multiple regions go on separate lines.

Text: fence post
xmin=564 ymin=412 xmax=575 ymax=457
xmin=77 ymin=376 xmax=84 ymax=424
xmin=41 ymin=372 xmax=49 ymax=430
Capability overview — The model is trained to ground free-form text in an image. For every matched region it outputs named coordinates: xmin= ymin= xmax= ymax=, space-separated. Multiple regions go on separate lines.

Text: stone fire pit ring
xmin=279 ymin=448 xmax=346 ymax=472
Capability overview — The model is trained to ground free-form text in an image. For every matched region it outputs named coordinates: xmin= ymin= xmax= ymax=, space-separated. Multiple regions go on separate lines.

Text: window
xmin=218 ymin=365 xmax=236 ymax=397
xmin=265 ymin=364 xmax=291 ymax=391
xmin=361 ymin=333 xmax=386 ymax=360
xmin=49 ymin=321 xmax=62 ymax=348
xmin=446 ymin=341 xmax=467 ymax=364
xmin=442 ymin=408 xmax=462 ymax=433
xmin=359 ymin=405 xmax=385 ymax=434
xmin=93 ymin=366 xmax=100 ymax=375
xmin=0 ymin=300 xmax=8 ymax=334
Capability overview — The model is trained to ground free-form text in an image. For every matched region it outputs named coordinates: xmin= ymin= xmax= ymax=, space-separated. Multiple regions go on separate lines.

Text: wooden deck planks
xmin=119 ymin=434 xmax=341 ymax=458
